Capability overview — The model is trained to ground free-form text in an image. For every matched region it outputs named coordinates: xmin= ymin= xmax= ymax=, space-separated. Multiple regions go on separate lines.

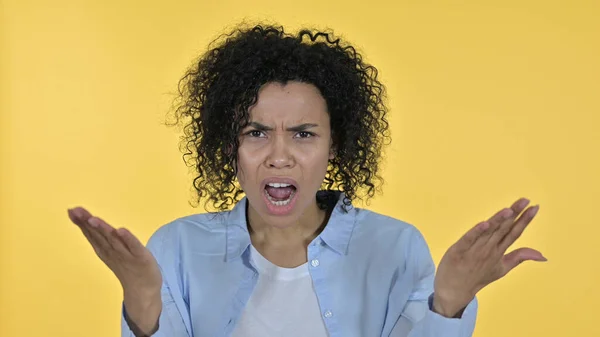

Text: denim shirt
xmin=121 ymin=192 xmax=478 ymax=337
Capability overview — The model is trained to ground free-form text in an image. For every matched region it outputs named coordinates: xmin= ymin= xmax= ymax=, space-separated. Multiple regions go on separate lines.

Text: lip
xmin=261 ymin=177 xmax=299 ymax=190
xmin=261 ymin=177 xmax=299 ymax=216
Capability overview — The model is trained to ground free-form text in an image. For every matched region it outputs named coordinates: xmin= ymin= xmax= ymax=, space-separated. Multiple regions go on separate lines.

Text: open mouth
xmin=264 ymin=182 xmax=297 ymax=206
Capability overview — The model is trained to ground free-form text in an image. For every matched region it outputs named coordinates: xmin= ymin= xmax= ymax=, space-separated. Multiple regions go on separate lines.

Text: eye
xmin=295 ymin=131 xmax=314 ymax=139
xmin=246 ymin=130 xmax=266 ymax=138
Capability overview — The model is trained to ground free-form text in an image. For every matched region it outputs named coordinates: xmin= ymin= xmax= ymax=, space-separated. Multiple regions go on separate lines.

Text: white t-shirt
xmin=231 ymin=245 xmax=330 ymax=337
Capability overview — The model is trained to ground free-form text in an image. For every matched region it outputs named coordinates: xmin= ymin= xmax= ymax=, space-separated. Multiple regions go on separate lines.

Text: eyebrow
xmin=247 ymin=122 xmax=319 ymax=132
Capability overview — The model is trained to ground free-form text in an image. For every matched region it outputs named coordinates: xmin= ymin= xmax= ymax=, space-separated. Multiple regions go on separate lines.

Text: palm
xmin=67 ymin=207 xmax=162 ymax=291
xmin=434 ymin=198 xmax=546 ymax=314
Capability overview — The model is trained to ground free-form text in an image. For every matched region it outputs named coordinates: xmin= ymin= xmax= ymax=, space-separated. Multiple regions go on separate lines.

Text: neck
xmin=247 ymin=200 xmax=327 ymax=249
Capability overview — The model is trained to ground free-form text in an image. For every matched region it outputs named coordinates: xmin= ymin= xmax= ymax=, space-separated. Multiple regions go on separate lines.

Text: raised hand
xmin=432 ymin=198 xmax=546 ymax=317
xmin=68 ymin=207 xmax=162 ymax=334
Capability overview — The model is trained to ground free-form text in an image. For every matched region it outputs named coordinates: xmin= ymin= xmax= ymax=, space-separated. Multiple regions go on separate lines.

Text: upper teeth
xmin=267 ymin=183 xmax=291 ymax=188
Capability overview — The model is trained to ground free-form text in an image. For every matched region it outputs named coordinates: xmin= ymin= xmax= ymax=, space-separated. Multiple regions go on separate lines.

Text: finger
xmin=115 ymin=227 xmax=147 ymax=257
xmin=107 ymin=226 xmax=133 ymax=257
xmin=69 ymin=207 xmax=144 ymax=258
xmin=499 ymin=205 xmax=540 ymax=251
xmin=455 ymin=221 xmax=491 ymax=253
xmin=68 ymin=207 xmax=93 ymax=226
xmin=68 ymin=208 xmax=79 ymax=224
xmin=487 ymin=198 xmax=530 ymax=245
xmin=81 ymin=220 xmax=112 ymax=258
xmin=77 ymin=223 xmax=97 ymax=246
xmin=470 ymin=207 xmax=514 ymax=251
xmin=88 ymin=216 xmax=121 ymax=251
xmin=511 ymin=198 xmax=530 ymax=213
xmin=68 ymin=208 xmax=112 ymax=255
xmin=501 ymin=247 xmax=547 ymax=275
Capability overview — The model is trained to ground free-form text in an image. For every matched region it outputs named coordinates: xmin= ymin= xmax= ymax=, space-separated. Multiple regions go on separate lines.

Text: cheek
xmin=235 ymin=160 xmax=244 ymax=184
xmin=236 ymin=147 xmax=261 ymax=183
xmin=298 ymin=145 xmax=330 ymax=172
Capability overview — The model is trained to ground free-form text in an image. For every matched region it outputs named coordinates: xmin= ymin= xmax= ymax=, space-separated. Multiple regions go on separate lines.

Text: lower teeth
xmin=264 ymin=189 xmax=295 ymax=206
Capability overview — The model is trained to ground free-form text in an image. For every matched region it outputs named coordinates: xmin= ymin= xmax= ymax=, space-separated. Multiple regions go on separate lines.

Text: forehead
xmin=247 ymin=81 xmax=328 ymax=123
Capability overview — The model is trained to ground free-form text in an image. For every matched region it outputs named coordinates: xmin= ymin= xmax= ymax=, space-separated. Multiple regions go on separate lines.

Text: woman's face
xmin=237 ymin=81 xmax=333 ymax=227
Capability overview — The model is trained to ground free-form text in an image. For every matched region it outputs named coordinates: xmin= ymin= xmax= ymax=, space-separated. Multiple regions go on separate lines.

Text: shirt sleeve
xmin=121 ymin=225 xmax=191 ymax=337
xmin=389 ymin=228 xmax=478 ymax=337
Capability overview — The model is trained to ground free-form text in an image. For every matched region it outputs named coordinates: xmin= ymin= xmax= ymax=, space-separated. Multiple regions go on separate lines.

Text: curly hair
xmin=168 ymin=23 xmax=391 ymax=212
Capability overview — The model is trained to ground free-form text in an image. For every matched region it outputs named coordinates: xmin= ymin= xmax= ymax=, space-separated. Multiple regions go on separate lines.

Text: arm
xmin=121 ymin=224 xmax=191 ymax=337
xmin=392 ymin=197 xmax=546 ymax=337
xmin=121 ymin=281 xmax=190 ymax=337
xmin=68 ymin=207 xmax=191 ymax=337
xmin=390 ymin=295 xmax=477 ymax=337
xmin=389 ymin=229 xmax=478 ymax=337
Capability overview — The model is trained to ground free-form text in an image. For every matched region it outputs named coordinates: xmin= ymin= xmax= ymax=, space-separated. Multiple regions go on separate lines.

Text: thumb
xmin=502 ymin=247 xmax=547 ymax=274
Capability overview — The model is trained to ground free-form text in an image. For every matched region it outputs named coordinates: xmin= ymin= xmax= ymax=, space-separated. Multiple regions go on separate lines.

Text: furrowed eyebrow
xmin=247 ymin=122 xmax=273 ymax=131
xmin=286 ymin=123 xmax=318 ymax=132
xmin=245 ymin=122 xmax=318 ymax=132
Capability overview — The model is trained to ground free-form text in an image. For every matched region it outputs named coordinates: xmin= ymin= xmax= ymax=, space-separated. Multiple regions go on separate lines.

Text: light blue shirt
xmin=122 ymin=192 xmax=478 ymax=337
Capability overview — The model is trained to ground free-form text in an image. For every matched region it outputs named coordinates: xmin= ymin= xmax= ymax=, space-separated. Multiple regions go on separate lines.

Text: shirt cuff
xmin=122 ymin=302 xmax=159 ymax=337
xmin=423 ymin=293 xmax=478 ymax=336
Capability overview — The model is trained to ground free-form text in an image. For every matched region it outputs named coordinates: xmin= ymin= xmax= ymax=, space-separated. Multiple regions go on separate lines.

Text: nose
xmin=265 ymin=136 xmax=294 ymax=169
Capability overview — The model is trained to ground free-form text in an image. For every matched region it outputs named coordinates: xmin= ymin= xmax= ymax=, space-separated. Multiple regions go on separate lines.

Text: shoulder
xmin=353 ymin=208 xmax=424 ymax=242
xmin=350 ymin=208 xmax=432 ymax=260
xmin=145 ymin=211 xmax=233 ymax=256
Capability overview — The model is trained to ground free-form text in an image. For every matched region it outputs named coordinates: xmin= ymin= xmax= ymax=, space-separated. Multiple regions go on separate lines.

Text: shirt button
xmin=323 ymin=310 xmax=333 ymax=318
xmin=311 ymin=259 xmax=320 ymax=267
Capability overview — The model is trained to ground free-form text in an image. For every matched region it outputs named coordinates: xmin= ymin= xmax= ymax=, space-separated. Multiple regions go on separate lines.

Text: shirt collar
xmin=225 ymin=197 xmax=251 ymax=262
xmin=224 ymin=191 xmax=357 ymax=261
xmin=316 ymin=191 xmax=356 ymax=255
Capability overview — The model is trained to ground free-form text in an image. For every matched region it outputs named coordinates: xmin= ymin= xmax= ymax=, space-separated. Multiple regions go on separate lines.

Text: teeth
xmin=264 ymin=189 xmax=296 ymax=206
xmin=267 ymin=182 xmax=292 ymax=188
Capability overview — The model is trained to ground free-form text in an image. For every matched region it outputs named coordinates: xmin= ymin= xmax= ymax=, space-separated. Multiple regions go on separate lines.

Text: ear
xmin=225 ymin=144 xmax=234 ymax=156
xmin=329 ymin=137 xmax=336 ymax=160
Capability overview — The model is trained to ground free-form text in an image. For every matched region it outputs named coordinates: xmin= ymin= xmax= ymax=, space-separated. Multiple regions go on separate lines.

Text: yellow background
xmin=1 ymin=0 xmax=598 ymax=336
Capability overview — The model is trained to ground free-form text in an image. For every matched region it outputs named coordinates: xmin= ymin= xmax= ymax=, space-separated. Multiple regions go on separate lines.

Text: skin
xmin=237 ymin=82 xmax=334 ymax=268
xmin=433 ymin=199 xmax=545 ymax=317
xmin=67 ymin=207 xmax=162 ymax=335
xmin=67 ymin=81 xmax=546 ymax=334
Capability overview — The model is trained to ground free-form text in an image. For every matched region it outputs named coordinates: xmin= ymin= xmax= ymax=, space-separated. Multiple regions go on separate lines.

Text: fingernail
xmin=88 ymin=218 xmax=99 ymax=228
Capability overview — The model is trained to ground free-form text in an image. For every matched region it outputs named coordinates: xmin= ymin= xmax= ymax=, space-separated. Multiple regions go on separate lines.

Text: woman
xmin=67 ymin=24 xmax=546 ymax=337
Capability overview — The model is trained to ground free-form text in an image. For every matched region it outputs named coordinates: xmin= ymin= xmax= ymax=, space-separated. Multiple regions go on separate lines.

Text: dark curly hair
xmin=168 ymin=23 xmax=391 ymax=212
